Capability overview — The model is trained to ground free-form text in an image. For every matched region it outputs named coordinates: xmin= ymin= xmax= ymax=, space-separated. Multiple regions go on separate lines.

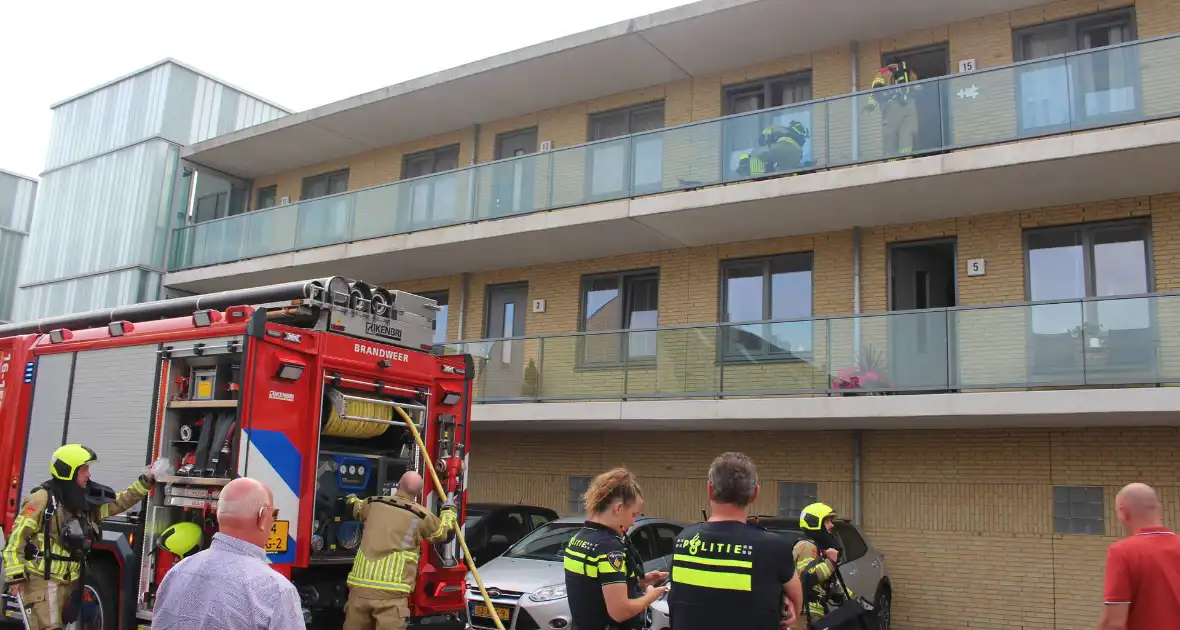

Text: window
xmin=587 ymin=101 xmax=665 ymax=198
xmin=721 ymin=254 xmax=814 ymax=359
xmin=1054 ymin=486 xmax=1105 ymax=535
xmin=653 ymin=525 xmax=682 ymax=559
xmin=256 ymin=185 xmax=277 ymax=210
xmin=724 ymin=73 xmax=813 ymax=116
xmin=300 ymin=169 xmax=349 ymax=200
xmin=1025 ymin=220 xmax=1153 ymax=373
xmin=419 ymin=290 xmax=449 ymax=345
xmin=580 ymin=270 xmax=659 ymax=364
xmin=1014 ymin=10 xmax=1138 ymax=131
xmin=629 ymin=525 xmax=658 ymax=563
xmin=528 ymin=511 xmax=553 ymax=530
xmin=777 ymin=482 xmax=818 ymax=518
xmin=402 ymin=146 xmax=462 ymax=228
xmin=833 ymin=523 xmax=869 ymax=562
xmin=569 ymin=476 xmax=591 ymax=514
xmin=723 ymin=73 xmax=814 ymax=177
xmin=193 ymin=192 xmax=227 ymax=223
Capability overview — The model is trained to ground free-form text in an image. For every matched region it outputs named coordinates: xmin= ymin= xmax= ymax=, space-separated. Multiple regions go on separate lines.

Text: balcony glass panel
xmin=440 ymin=294 xmax=1179 ymax=403
xmin=168 ymin=36 xmax=1180 ymax=272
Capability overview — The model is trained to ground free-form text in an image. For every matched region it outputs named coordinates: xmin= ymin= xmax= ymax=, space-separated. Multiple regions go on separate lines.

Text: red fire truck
xmin=0 ymin=276 xmax=474 ymax=629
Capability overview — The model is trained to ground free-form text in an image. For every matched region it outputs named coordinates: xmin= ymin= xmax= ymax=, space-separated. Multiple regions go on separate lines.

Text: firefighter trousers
xmin=343 ymin=590 xmax=411 ymax=630
xmin=18 ymin=575 xmax=75 ymax=630
xmin=881 ymin=99 xmax=918 ymax=157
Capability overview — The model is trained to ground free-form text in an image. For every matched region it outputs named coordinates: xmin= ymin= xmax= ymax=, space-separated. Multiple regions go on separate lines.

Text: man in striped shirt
xmin=151 ymin=477 xmax=304 ymax=630
xmin=1099 ymin=483 xmax=1180 ymax=630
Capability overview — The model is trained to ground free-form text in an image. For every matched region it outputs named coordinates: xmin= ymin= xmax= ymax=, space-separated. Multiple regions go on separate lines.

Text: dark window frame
xmin=255 ymin=185 xmax=278 ymax=210
xmin=577 ymin=268 xmax=660 ymax=368
xmin=417 ymin=290 xmax=450 ymax=344
xmin=1012 ymin=8 xmax=1138 ymax=61
xmin=299 ymin=168 xmax=350 ymax=201
xmin=494 ymin=127 xmax=540 ymax=161
xmin=1053 ymin=485 xmax=1106 ymax=535
xmin=718 ymin=253 xmax=815 ymax=362
xmin=586 ymin=101 xmax=666 ymax=201
xmin=776 ymin=482 xmax=819 ymax=518
xmin=569 ymin=476 xmax=591 ymax=515
xmin=401 ymin=144 xmax=463 ymax=180
xmin=1022 ymin=218 xmax=1155 ymax=301
xmin=722 ymin=71 xmax=814 ymax=116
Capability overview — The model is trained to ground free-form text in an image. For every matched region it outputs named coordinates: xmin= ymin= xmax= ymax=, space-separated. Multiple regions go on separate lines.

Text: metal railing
xmin=438 ymin=293 xmax=1180 ymax=402
xmin=169 ymin=34 xmax=1180 ymax=271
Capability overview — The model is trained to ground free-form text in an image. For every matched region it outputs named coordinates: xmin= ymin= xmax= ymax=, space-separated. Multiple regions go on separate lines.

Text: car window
xmin=834 ymin=523 xmax=868 ymax=562
xmin=504 ymin=523 xmax=583 ymax=561
xmin=629 ymin=525 xmax=658 ymax=562
xmin=653 ymin=525 xmax=681 ymax=558
xmin=529 ymin=511 xmax=553 ymax=530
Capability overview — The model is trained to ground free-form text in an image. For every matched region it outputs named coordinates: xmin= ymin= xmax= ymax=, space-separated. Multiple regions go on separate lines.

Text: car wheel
xmin=874 ymin=585 xmax=891 ymax=630
xmin=69 ymin=561 xmax=117 ymax=630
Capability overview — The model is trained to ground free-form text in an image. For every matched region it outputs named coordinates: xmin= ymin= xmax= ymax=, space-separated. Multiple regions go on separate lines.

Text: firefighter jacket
xmin=2 ymin=475 xmax=151 ymax=584
xmin=868 ymin=63 xmax=917 ymax=108
xmin=345 ymin=490 xmax=457 ymax=597
xmin=790 ymin=538 xmax=855 ymax=626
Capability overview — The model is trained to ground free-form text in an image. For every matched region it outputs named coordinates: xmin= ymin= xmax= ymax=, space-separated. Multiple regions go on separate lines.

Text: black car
xmin=464 ymin=503 xmax=559 ymax=567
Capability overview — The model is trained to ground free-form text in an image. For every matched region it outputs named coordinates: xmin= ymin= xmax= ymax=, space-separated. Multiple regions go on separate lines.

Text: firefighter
xmin=737 ymin=121 xmax=810 ymax=177
xmin=3 ymin=444 xmax=156 ymax=630
xmin=790 ymin=502 xmax=855 ymax=629
xmin=342 ymin=470 xmax=457 ymax=630
xmin=865 ymin=62 xmax=920 ymax=158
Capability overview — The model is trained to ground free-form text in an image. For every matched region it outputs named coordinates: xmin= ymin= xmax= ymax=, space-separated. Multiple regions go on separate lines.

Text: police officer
xmin=738 ymin=121 xmax=810 ymax=177
xmin=667 ymin=452 xmax=802 ymax=630
xmin=342 ymin=470 xmax=457 ymax=630
xmin=563 ymin=468 xmax=667 ymax=630
xmin=791 ymin=502 xmax=855 ymax=629
xmin=3 ymin=444 xmax=156 ymax=630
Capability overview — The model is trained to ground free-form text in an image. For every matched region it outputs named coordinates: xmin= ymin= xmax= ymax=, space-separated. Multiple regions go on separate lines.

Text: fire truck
xmin=0 ymin=276 xmax=475 ymax=629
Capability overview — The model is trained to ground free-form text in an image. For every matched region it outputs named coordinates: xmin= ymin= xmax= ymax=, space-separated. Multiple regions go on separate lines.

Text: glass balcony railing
xmin=438 ymin=293 xmax=1180 ymax=403
xmin=169 ymin=34 xmax=1180 ymax=271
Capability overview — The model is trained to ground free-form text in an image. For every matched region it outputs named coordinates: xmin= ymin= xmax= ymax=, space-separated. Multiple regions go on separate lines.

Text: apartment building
xmin=0 ymin=169 xmax=37 ymax=323
xmin=17 ymin=0 xmax=1180 ymax=627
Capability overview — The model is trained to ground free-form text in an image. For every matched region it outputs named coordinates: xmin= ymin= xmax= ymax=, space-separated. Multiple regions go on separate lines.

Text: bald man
xmin=1099 ymin=483 xmax=1180 ymax=630
xmin=342 ymin=471 xmax=458 ymax=630
xmin=151 ymin=478 xmax=304 ymax=629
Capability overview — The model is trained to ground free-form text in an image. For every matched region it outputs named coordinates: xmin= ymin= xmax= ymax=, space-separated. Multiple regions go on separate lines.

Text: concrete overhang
xmin=468 ymin=387 xmax=1180 ymax=431
xmin=163 ymin=118 xmax=1180 ymax=295
xmin=181 ymin=0 xmax=1050 ymax=179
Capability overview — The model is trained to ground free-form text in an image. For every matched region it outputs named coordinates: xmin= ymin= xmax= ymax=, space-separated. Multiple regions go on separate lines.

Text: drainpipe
xmin=456 ymin=272 xmax=470 ymax=340
xmin=852 ymin=430 xmax=863 ymax=527
xmin=853 ymin=225 xmax=862 ymax=359
xmin=850 ymin=40 xmax=860 ymax=162
xmin=467 ymin=124 xmax=481 ymax=221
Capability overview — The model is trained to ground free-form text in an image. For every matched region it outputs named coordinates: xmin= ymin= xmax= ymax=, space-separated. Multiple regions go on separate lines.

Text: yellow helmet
xmin=157 ymin=522 xmax=204 ymax=559
xmin=799 ymin=502 xmax=835 ymax=532
xmin=50 ymin=444 xmax=98 ymax=481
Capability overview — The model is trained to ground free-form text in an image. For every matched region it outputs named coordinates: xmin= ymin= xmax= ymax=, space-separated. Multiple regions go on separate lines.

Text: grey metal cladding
xmin=21 ymin=354 xmax=74 ymax=500
xmin=65 ymin=344 xmax=160 ymax=497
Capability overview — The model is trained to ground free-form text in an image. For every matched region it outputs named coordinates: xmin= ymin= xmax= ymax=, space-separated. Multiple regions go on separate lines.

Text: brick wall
xmin=245 ymin=0 xmax=1180 ymax=212
xmin=467 ymin=426 xmax=1180 ymax=630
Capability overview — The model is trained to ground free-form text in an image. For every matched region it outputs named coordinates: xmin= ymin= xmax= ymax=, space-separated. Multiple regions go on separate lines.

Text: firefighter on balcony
xmin=342 ymin=470 xmax=457 ymax=630
xmin=865 ymin=61 xmax=920 ymax=159
xmin=737 ymin=121 xmax=810 ymax=177
xmin=3 ymin=444 xmax=158 ymax=630
xmin=790 ymin=502 xmax=855 ymax=629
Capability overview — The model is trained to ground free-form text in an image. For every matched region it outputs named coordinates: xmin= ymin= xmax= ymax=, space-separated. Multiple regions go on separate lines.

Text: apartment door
xmin=882 ymin=45 xmax=951 ymax=152
xmin=482 ymin=283 xmax=530 ymax=400
xmin=888 ymin=239 xmax=957 ymax=391
xmin=488 ymin=128 xmax=538 ymax=219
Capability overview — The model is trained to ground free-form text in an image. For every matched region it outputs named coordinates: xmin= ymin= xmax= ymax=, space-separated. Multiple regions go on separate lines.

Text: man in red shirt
xmin=1099 ymin=483 xmax=1180 ymax=630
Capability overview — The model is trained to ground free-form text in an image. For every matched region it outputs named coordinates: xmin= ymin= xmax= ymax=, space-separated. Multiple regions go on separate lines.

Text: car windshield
xmin=503 ymin=522 xmax=583 ymax=561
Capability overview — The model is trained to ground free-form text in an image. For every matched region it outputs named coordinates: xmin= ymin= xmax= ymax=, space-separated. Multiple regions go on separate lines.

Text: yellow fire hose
xmin=393 ymin=405 xmax=507 ymax=630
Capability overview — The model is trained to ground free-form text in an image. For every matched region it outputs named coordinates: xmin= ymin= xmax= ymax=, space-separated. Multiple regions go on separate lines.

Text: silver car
xmin=465 ymin=515 xmax=687 ymax=630
xmin=649 ymin=516 xmax=893 ymax=630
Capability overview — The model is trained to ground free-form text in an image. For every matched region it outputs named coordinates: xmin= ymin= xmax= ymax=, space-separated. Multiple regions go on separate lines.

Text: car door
xmin=628 ymin=525 xmax=665 ymax=573
xmin=527 ymin=509 xmax=556 ymax=532
xmin=833 ymin=523 xmax=876 ymax=599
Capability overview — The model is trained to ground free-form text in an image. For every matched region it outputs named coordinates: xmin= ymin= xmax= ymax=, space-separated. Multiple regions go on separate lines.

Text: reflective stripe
xmin=430 ymin=509 xmax=457 ymax=539
xmin=346 ymin=548 xmax=419 ymax=592
xmin=673 ymin=554 xmax=752 ymax=569
xmin=670 ymin=565 xmax=751 ymax=591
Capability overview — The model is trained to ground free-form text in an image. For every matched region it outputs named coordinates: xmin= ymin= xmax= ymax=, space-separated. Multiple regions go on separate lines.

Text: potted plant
xmin=831 ymin=344 xmax=894 ymax=395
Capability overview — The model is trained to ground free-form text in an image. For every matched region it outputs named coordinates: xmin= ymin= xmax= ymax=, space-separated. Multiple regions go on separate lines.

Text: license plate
xmin=473 ymin=604 xmax=510 ymax=621
xmin=265 ymin=520 xmax=289 ymax=554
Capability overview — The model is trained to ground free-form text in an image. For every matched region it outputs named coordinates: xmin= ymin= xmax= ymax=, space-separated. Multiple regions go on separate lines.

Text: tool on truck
xmin=0 ymin=276 xmax=499 ymax=630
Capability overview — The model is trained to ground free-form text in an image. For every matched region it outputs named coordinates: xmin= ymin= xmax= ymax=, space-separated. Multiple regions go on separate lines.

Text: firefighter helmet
xmin=50 ymin=444 xmax=98 ymax=481
xmin=157 ymin=522 xmax=203 ymax=559
xmin=799 ymin=502 xmax=835 ymax=532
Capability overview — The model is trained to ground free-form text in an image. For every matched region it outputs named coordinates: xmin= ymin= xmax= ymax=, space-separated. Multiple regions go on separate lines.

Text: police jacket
xmin=2 ymin=475 xmax=151 ymax=584
xmin=345 ymin=490 xmax=457 ymax=596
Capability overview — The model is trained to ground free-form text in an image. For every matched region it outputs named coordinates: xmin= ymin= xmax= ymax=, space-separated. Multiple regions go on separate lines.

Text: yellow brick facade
xmin=466 ymin=426 xmax=1180 ymax=630
xmin=243 ymin=0 xmax=1180 ymax=211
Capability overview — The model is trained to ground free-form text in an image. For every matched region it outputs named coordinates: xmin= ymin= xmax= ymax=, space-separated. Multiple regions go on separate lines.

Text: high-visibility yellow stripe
xmin=673 ymin=554 xmax=752 ymax=569
xmin=596 ymin=560 xmax=620 ymax=575
xmin=671 ymin=566 xmax=751 ymax=591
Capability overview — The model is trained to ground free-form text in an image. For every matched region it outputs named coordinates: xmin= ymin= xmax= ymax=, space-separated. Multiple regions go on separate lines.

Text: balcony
xmin=166 ymin=35 xmax=1180 ymax=292
xmin=443 ymin=293 xmax=1180 ymax=431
